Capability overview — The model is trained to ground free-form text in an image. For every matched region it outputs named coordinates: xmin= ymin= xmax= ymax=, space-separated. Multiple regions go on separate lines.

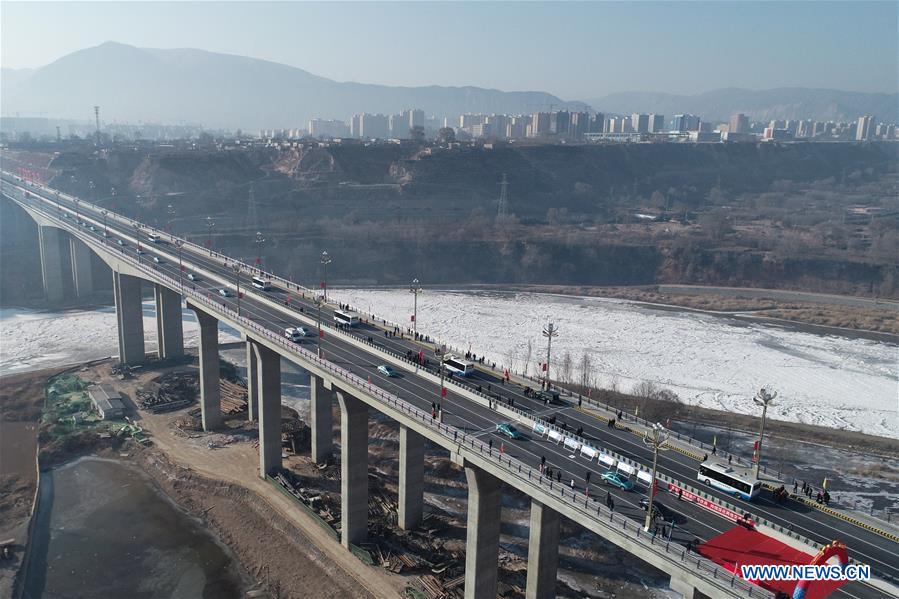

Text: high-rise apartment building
xmin=308 ymin=119 xmax=349 ymax=138
xmin=350 ymin=114 xmax=363 ymax=138
xmin=589 ymin=112 xmax=605 ymax=133
xmin=359 ymin=113 xmax=389 ymax=139
xmin=648 ymin=114 xmax=665 ymax=133
xmin=856 ymin=115 xmax=875 ymax=141
xmin=729 ymin=113 xmax=749 ymax=134
xmin=530 ymin=112 xmax=552 ymax=137
xmin=631 ymin=113 xmax=650 ymax=133
xmin=672 ymin=114 xmax=701 ymax=132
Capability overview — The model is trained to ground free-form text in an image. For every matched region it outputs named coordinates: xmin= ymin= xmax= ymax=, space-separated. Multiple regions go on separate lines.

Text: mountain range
xmin=2 ymin=42 xmax=896 ymax=130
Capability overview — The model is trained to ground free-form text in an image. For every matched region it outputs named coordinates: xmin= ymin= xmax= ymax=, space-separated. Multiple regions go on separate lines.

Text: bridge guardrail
xmin=11 ymin=185 xmax=772 ymax=599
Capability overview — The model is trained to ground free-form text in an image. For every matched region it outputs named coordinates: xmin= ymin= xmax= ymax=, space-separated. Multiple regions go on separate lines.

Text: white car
xmin=284 ymin=327 xmax=304 ymax=342
xmin=218 ymin=288 xmax=231 ymax=297
xmin=187 ymin=273 xmax=199 ymax=281
xmin=152 ymin=256 xmax=163 ymax=264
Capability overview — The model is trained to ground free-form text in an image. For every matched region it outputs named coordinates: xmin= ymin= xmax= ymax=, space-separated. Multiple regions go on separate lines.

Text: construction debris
xmin=138 ymin=372 xmax=198 ymax=413
xmin=220 ymin=379 xmax=248 ymax=415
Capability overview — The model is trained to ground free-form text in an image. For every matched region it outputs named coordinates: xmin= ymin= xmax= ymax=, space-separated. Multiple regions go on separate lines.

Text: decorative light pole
xmin=437 ymin=344 xmax=447 ymax=406
xmin=320 ymin=250 xmax=332 ymax=302
xmin=73 ymin=198 xmax=81 ymax=224
xmin=752 ymin=387 xmax=778 ymax=478
xmin=542 ymin=322 xmax=559 ymax=391
xmin=205 ymin=216 xmax=215 ymax=252
xmin=167 ymin=203 xmax=176 ymax=238
xmin=643 ymin=422 xmax=670 ymax=532
xmin=101 ymin=209 xmax=109 ymax=240
xmin=254 ymin=231 xmax=266 ymax=270
xmin=175 ymin=239 xmax=185 ymax=289
xmin=88 ymin=179 xmax=95 ymax=203
xmin=55 ymin=191 xmax=61 ymax=215
xmin=410 ymin=278 xmax=422 ymax=369
xmin=133 ymin=223 xmax=142 ymax=262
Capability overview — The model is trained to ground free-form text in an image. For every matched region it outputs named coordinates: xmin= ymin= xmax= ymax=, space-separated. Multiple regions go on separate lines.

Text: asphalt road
xmin=5 ymin=175 xmax=896 ymax=599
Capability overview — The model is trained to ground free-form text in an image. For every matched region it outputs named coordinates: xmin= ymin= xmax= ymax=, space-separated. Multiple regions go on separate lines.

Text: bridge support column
xmin=252 ymin=341 xmax=282 ymax=478
xmin=398 ymin=425 xmax=424 ymax=530
xmin=154 ymin=284 xmax=184 ymax=360
xmin=245 ymin=341 xmax=258 ymax=422
xmin=113 ymin=271 xmax=145 ymax=365
xmin=337 ymin=391 xmax=368 ymax=548
xmin=464 ymin=465 xmax=502 ymax=599
xmin=38 ymin=226 xmax=65 ymax=303
xmin=669 ymin=577 xmax=712 ymax=599
xmin=310 ymin=374 xmax=332 ymax=463
xmin=192 ymin=305 xmax=221 ymax=431
xmin=69 ymin=236 xmax=94 ymax=297
xmin=525 ymin=500 xmax=559 ymax=599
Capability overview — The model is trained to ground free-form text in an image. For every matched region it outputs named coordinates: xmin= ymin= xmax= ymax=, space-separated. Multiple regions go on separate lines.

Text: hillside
xmin=0 ymin=42 xmax=580 ymax=130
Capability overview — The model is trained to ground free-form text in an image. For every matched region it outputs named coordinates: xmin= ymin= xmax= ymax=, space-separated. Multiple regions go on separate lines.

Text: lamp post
xmin=101 ymin=209 xmax=109 ymax=241
xmin=410 ymin=278 xmax=422 ymax=369
xmin=233 ymin=263 xmax=242 ymax=316
xmin=167 ymin=203 xmax=176 ymax=238
xmin=320 ymin=250 xmax=332 ymax=302
xmin=205 ymin=216 xmax=215 ymax=253
xmin=133 ymin=223 xmax=142 ymax=262
xmin=752 ymin=387 xmax=777 ymax=479
xmin=175 ymin=239 xmax=185 ymax=289
xmin=437 ymin=344 xmax=447 ymax=408
xmin=88 ymin=180 xmax=95 ymax=203
xmin=55 ymin=191 xmax=61 ymax=215
xmin=254 ymin=231 xmax=266 ymax=270
xmin=73 ymin=198 xmax=81 ymax=224
xmin=542 ymin=322 xmax=559 ymax=391
xmin=643 ymin=422 xmax=670 ymax=532
xmin=315 ymin=292 xmax=324 ymax=358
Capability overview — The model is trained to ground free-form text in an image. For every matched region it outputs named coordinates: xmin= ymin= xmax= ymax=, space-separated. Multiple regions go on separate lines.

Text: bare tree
xmin=506 ymin=347 xmax=518 ymax=374
xmin=560 ymin=351 xmax=573 ymax=383
xmin=524 ymin=339 xmax=533 ymax=376
xmin=579 ymin=351 xmax=592 ymax=389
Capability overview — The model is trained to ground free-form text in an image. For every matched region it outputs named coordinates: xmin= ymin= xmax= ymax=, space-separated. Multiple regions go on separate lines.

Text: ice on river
xmin=332 ymin=289 xmax=899 ymax=440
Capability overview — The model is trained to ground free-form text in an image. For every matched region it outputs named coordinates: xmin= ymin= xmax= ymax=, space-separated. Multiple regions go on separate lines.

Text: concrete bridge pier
xmin=525 ymin=500 xmax=560 ymax=599
xmin=113 ymin=271 xmax=145 ymax=365
xmin=154 ymin=284 xmax=184 ymax=359
xmin=310 ymin=374 xmax=332 ymax=463
xmin=191 ymin=304 xmax=221 ymax=431
xmin=39 ymin=225 xmax=66 ymax=303
xmin=464 ymin=465 xmax=502 ymax=599
xmin=245 ymin=341 xmax=258 ymax=422
xmin=669 ymin=578 xmax=712 ymax=599
xmin=69 ymin=236 xmax=94 ymax=297
xmin=337 ymin=390 xmax=368 ymax=548
xmin=398 ymin=425 xmax=425 ymax=530
xmin=252 ymin=341 xmax=282 ymax=478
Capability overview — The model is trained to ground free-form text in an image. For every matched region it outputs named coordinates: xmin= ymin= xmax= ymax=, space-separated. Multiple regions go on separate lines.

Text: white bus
xmin=698 ymin=462 xmax=761 ymax=501
xmin=251 ymin=276 xmax=272 ymax=290
xmin=334 ymin=310 xmax=360 ymax=327
xmin=443 ymin=356 xmax=475 ymax=377
xmin=147 ymin=232 xmax=160 ymax=243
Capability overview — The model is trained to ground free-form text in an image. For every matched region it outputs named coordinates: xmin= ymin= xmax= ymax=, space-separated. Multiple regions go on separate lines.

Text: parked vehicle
xmin=378 ymin=365 xmax=399 ymax=377
xmin=601 ymin=470 xmax=635 ymax=491
xmin=495 ymin=423 xmax=522 ymax=439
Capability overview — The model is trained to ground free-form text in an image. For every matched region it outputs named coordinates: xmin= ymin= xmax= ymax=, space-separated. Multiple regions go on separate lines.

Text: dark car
xmin=640 ymin=497 xmax=675 ymax=522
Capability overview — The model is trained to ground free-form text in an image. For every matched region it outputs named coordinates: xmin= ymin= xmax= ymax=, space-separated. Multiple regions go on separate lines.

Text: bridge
xmin=2 ymin=171 xmax=896 ymax=599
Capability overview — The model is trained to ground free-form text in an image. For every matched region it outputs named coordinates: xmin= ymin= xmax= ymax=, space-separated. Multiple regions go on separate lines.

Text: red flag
xmin=441 ymin=387 xmax=447 ymax=397
xmin=180 ymin=264 xmax=186 ymax=271
xmin=542 ymin=363 xmax=547 ymax=372
xmin=410 ymin=314 xmax=415 ymax=322
xmin=319 ymin=330 xmax=324 ymax=338
xmin=320 ymin=281 xmax=325 ymax=289
xmin=255 ymin=258 xmax=261 ymax=265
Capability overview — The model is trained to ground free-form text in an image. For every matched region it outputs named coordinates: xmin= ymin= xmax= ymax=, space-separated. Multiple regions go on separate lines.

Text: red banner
xmin=666 ymin=483 xmax=746 ymax=524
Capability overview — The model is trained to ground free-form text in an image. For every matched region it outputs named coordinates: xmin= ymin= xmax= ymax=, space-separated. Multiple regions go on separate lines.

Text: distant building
xmin=89 ymin=384 xmax=125 ymax=420
xmin=631 ymin=113 xmax=650 ymax=133
xmin=588 ymin=112 xmax=605 ymax=133
xmin=485 ymin=114 xmax=509 ymax=139
xmin=729 ymin=113 xmax=749 ymax=134
xmin=856 ymin=115 xmax=875 ymax=141
xmin=507 ymin=115 xmax=530 ymax=139
xmin=763 ymin=127 xmax=793 ymax=141
xmin=359 ymin=113 xmax=389 ymax=139
xmin=308 ymin=119 xmax=349 ymax=138
xmin=552 ymin=111 xmax=570 ymax=136
xmin=568 ymin=112 xmax=590 ymax=139
xmin=795 ymin=120 xmax=814 ymax=138
xmin=350 ymin=114 xmax=363 ymax=138
xmin=530 ymin=112 xmax=552 ymax=137
xmin=648 ymin=114 xmax=666 ymax=133
xmin=672 ymin=114 xmax=701 ymax=132
xmin=459 ymin=113 xmax=486 ymax=128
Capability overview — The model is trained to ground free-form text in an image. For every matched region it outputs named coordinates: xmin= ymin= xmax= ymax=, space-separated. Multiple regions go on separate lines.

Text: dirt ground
xmin=0 ymin=367 xmax=65 ymax=599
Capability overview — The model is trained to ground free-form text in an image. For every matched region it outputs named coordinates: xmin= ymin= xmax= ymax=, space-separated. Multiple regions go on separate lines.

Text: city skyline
xmin=2 ymin=1 xmax=897 ymax=100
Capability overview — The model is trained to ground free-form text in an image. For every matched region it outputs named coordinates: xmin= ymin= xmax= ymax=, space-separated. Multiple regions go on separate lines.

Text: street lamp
xmin=88 ymin=180 xmax=95 ymax=202
xmin=643 ymin=422 xmax=670 ymax=532
xmin=175 ymin=239 xmax=185 ymax=289
xmin=410 ymin=278 xmax=422 ymax=370
xmin=167 ymin=204 xmax=176 ymax=238
xmin=315 ymin=292 xmax=324 ymax=358
xmin=233 ymin=263 xmax=242 ymax=315
xmin=205 ymin=216 xmax=215 ymax=253
xmin=436 ymin=344 xmax=448 ymax=410
xmin=55 ymin=191 xmax=61 ymax=215
xmin=254 ymin=231 xmax=266 ymax=270
xmin=133 ymin=223 xmax=142 ymax=262
xmin=73 ymin=198 xmax=81 ymax=224
xmin=320 ymin=250 xmax=332 ymax=302
xmin=542 ymin=322 xmax=559 ymax=391
xmin=101 ymin=209 xmax=109 ymax=241
xmin=752 ymin=387 xmax=777 ymax=479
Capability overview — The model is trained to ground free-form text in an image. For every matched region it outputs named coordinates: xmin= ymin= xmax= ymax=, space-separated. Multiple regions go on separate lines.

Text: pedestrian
xmin=557 ymin=471 xmax=562 ymax=483
xmin=793 ymin=481 xmax=798 ymax=494
xmin=570 ymin=478 xmax=575 ymax=490
xmin=585 ymin=471 xmax=591 ymax=485
xmin=678 ymin=488 xmax=684 ymax=501
xmin=617 ymin=410 xmax=623 ymax=420
xmin=728 ymin=455 xmax=732 ymax=465
xmin=712 ymin=445 xmax=717 ymax=455
xmin=541 ymin=455 xmax=546 ymax=469
xmin=578 ymin=397 xmax=582 ymax=407
xmin=488 ymin=439 xmax=493 ymax=451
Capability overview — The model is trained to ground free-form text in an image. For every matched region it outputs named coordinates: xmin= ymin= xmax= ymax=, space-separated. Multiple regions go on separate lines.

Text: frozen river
xmin=1 ymin=289 xmax=897 ymax=438
xmin=332 ymin=289 xmax=899 ymax=440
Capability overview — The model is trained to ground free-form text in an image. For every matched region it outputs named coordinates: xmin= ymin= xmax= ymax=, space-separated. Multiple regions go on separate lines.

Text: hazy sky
xmin=2 ymin=1 xmax=897 ymax=99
